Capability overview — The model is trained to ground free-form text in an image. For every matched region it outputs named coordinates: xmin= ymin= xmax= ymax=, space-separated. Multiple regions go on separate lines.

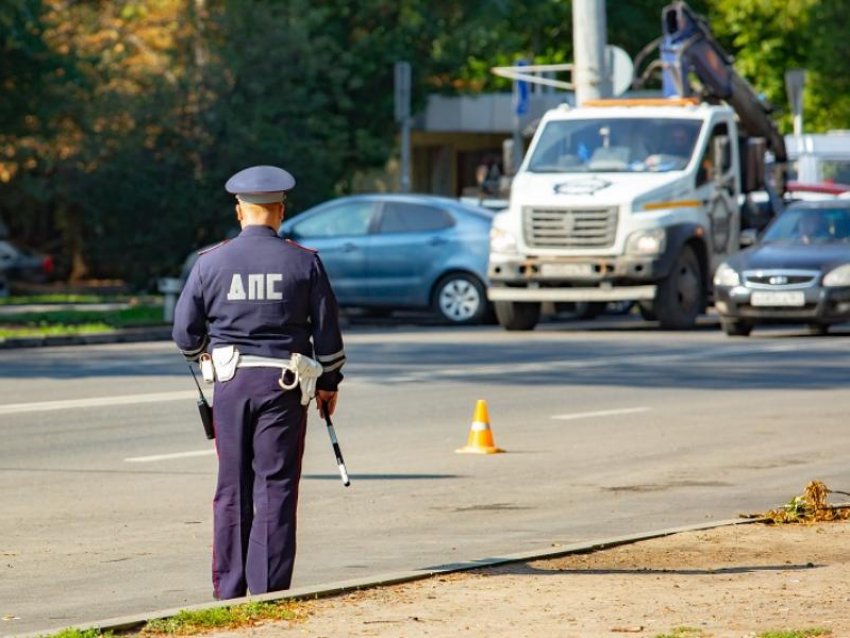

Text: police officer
xmin=172 ymin=165 xmax=345 ymax=600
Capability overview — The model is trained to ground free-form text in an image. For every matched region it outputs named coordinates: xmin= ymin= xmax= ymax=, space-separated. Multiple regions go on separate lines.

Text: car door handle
xmin=428 ymin=237 xmax=448 ymax=246
xmin=341 ymin=242 xmax=359 ymax=252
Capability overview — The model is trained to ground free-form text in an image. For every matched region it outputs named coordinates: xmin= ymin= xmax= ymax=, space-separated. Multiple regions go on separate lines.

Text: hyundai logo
xmin=769 ymin=275 xmax=789 ymax=285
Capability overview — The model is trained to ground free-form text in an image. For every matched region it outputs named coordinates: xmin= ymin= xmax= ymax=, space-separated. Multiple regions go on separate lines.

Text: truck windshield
xmin=527 ymin=118 xmax=702 ymax=173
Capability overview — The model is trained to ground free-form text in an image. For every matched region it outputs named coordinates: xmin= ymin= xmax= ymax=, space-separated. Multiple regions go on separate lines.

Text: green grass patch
xmin=653 ymin=628 xmax=708 ymax=638
xmin=142 ymin=601 xmax=304 ymax=635
xmin=758 ymin=630 xmax=832 ymax=638
xmin=0 ymin=305 xmax=164 ymax=336
xmin=0 ymin=294 xmax=112 ymax=305
xmin=0 ymin=323 xmax=117 ymax=338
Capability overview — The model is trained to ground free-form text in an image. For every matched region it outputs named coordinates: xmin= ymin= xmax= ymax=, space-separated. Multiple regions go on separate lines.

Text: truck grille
xmin=524 ymin=207 xmax=618 ymax=249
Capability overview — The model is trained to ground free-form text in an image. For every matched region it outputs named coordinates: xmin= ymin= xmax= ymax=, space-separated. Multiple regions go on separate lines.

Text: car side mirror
xmin=740 ymin=228 xmax=758 ymax=248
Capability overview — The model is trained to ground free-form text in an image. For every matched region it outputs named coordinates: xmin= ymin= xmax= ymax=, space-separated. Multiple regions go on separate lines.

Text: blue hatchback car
xmin=279 ymin=194 xmax=494 ymax=324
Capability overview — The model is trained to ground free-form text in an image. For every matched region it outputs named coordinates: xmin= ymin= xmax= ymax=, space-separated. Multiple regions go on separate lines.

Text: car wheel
xmin=494 ymin=300 xmax=541 ymax=331
xmin=654 ymin=246 xmax=704 ymax=330
xmin=433 ymin=273 xmax=487 ymax=325
xmin=808 ymin=323 xmax=829 ymax=336
xmin=721 ymin=318 xmax=753 ymax=337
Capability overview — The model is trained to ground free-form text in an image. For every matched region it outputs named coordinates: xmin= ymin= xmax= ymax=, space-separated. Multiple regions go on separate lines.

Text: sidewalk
xmin=209 ymin=521 xmax=848 ymax=638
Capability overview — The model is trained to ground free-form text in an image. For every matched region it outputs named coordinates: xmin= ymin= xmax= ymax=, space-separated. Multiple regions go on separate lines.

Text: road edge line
xmin=16 ymin=517 xmax=767 ymax=638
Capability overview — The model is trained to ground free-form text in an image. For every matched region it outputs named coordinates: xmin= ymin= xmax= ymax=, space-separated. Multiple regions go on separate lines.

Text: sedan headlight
xmin=823 ymin=264 xmax=850 ymax=287
xmin=713 ymin=262 xmax=740 ymax=287
xmin=490 ymin=228 xmax=518 ymax=254
xmin=625 ymin=228 xmax=666 ymax=255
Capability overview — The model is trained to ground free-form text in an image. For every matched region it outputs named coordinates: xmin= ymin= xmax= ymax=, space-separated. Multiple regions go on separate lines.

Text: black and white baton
xmin=322 ymin=406 xmax=350 ymax=487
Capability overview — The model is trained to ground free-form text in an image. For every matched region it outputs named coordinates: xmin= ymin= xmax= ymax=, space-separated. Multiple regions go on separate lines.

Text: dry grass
xmin=761 ymin=481 xmax=850 ymax=524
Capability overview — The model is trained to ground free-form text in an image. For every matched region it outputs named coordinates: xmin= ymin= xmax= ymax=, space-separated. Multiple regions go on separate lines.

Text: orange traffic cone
xmin=456 ymin=400 xmax=505 ymax=454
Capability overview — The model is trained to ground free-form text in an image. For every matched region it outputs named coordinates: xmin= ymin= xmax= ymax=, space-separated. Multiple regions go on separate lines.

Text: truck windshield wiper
xmin=528 ymin=165 xmax=587 ymax=173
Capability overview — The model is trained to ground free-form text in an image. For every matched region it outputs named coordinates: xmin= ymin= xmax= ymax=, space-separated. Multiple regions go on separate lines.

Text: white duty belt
xmin=203 ymin=346 xmax=323 ymax=406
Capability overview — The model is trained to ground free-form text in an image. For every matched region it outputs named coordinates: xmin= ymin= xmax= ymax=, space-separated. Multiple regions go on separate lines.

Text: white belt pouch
xmin=212 ymin=346 xmax=323 ymax=405
xmin=211 ymin=345 xmax=239 ymax=382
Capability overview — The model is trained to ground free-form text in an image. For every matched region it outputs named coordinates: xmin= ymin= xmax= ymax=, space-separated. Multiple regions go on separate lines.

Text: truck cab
xmin=488 ymin=99 xmax=742 ymax=330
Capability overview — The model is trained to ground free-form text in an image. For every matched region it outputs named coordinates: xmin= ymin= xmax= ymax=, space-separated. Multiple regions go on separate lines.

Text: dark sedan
xmin=714 ymin=201 xmax=850 ymax=336
xmin=0 ymin=240 xmax=54 ymax=296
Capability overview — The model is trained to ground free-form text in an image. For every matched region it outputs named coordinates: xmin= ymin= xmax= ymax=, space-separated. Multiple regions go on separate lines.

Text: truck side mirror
xmin=740 ymin=228 xmax=758 ymax=248
xmin=711 ymin=135 xmax=731 ymax=179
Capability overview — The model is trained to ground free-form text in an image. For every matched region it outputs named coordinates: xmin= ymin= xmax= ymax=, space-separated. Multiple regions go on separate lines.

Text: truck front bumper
xmin=487 ymin=285 xmax=657 ymax=302
xmin=487 ymin=252 xmax=665 ymax=303
xmin=488 ymin=251 xmax=673 ymax=283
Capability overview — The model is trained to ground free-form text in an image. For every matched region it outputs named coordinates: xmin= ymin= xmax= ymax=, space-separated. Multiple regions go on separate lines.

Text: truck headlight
xmin=625 ymin=228 xmax=666 ymax=255
xmin=713 ymin=262 xmax=740 ymax=287
xmin=490 ymin=228 xmax=518 ymax=254
xmin=823 ymin=264 xmax=850 ymax=287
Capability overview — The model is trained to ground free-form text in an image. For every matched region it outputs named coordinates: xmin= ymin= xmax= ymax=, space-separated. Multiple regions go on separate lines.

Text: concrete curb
xmin=19 ymin=517 xmax=766 ymax=638
xmin=0 ymin=327 xmax=173 ymax=350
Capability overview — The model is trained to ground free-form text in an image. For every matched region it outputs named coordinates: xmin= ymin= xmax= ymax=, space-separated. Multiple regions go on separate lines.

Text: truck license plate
xmin=539 ymin=263 xmax=594 ymax=277
xmin=750 ymin=291 xmax=806 ymax=307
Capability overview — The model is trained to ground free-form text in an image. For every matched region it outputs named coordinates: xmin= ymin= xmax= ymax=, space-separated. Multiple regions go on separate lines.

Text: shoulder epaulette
xmin=197 ymin=239 xmax=231 ymax=256
xmin=285 ymin=239 xmax=318 ymax=254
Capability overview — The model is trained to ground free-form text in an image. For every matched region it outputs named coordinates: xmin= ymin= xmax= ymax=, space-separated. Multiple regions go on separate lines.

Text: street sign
xmin=514 ymin=59 xmax=529 ymax=116
xmin=785 ymin=68 xmax=806 ymax=116
xmin=606 ymin=45 xmax=634 ymax=97
xmin=394 ymin=61 xmax=411 ymax=123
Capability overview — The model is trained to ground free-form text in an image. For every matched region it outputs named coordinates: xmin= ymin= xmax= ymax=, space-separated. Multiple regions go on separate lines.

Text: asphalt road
xmin=2 ymin=317 xmax=850 ymax=634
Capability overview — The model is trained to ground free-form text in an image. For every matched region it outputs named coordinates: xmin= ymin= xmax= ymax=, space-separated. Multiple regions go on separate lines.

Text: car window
xmin=823 ymin=160 xmax=850 ymax=184
xmin=0 ymin=242 xmax=16 ymax=262
xmin=763 ymin=207 xmax=850 ymax=243
xmin=293 ymin=201 xmax=375 ymax=238
xmin=377 ymin=202 xmax=455 ymax=234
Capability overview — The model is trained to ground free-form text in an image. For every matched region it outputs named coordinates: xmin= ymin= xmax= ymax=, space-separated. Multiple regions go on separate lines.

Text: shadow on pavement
xmin=303 ymin=473 xmax=464 ymax=481
xmin=484 ymin=563 xmax=823 ymax=577
xmin=2 ymin=315 xmax=850 ymax=393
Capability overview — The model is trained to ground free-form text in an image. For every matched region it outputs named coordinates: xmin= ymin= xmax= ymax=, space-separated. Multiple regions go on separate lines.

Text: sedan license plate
xmin=750 ymin=290 xmax=806 ymax=307
xmin=539 ymin=263 xmax=594 ymax=277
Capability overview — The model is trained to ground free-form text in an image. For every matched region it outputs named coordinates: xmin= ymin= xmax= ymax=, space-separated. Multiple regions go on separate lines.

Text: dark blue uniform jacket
xmin=172 ymin=225 xmax=345 ymax=391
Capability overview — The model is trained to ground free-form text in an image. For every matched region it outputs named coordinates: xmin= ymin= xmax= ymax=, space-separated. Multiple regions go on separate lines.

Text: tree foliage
xmin=0 ymin=0 xmax=847 ymax=286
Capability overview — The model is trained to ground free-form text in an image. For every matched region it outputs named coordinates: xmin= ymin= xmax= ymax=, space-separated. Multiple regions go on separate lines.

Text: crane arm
xmin=660 ymin=1 xmax=787 ymax=163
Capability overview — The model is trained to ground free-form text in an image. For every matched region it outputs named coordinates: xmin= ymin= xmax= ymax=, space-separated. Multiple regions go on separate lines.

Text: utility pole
xmin=572 ymin=0 xmax=610 ymax=105
xmin=394 ymin=62 xmax=412 ymax=193
xmin=512 ymin=59 xmax=529 ymax=176
xmin=785 ymin=69 xmax=806 ymax=138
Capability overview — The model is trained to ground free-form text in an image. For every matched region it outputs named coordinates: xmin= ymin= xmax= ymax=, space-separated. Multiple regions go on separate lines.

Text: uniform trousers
xmin=212 ymin=367 xmax=307 ymax=599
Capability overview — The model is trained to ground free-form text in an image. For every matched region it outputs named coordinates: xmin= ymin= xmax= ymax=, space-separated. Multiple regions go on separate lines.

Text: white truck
xmin=487 ymin=1 xmax=787 ymax=330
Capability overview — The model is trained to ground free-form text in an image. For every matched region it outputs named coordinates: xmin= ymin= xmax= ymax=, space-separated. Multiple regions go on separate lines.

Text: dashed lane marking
xmin=0 ymin=391 xmax=198 ymax=416
xmin=551 ymin=406 xmax=651 ymax=421
xmin=125 ymin=449 xmax=216 ymax=463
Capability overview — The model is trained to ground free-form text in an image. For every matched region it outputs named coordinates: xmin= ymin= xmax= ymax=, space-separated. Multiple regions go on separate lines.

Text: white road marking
xmin=551 ymin=407 xmax=651 ymax=421
xmin=125 ymin=449 xmax=216 ymax=463
xmin=0 ymin=391 xmax=198 ymax=416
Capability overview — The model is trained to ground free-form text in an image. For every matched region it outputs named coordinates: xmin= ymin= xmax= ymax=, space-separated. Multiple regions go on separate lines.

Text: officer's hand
xmin=317 ymin=390 xmax=338 ymax=417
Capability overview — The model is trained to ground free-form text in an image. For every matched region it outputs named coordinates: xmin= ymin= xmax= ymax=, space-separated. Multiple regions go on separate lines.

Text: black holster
xmin=197 ymin=399 xmax=215 ymax=440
